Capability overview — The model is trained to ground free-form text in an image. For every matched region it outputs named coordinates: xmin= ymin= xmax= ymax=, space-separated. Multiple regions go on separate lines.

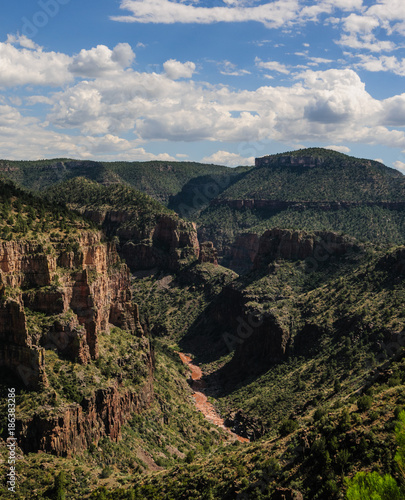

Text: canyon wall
xmin=15 ymin=350 xmax=154 ymax=457
xmin=0 ymin=231 xmax=154 ymax=455
xmin=83 ymin=210 xmax=201 ymax=271
xmin=226 ymin=228 xmax=359 ymax=271
xmin=0 ymin=232 xmax=141 ymax=388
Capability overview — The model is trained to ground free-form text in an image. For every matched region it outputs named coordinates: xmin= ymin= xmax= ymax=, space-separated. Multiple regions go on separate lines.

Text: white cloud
xmin=111 ymin=0 xmax=300 ymax=29
xmin=326 ymin=144 xmax=351 ymax=153
xmin=0 ymin=41 xmax=72 ymax=86
xmin=342 ymin=13 xmax=379 ymax=34
xmin=380 ymin=94 xmax=405 ymax=126
xmin=6 ymin=34 xmax=42 ymax=50
xmin=355 ymin=54 xmax=405 ymax=76
xmin=163 ymin=59 xmax=196 ymax=79
xmin=337 ymin=33 xmax=396 ymax=52
xmin=255 ymin=57 xmax=290 ymax=74
xmin=201 ymin=150 xmax=255 ymax=166
xmin=44 ymin=64 xmax=405 ymax=151
xmin=3 ymin=39 xmax=405 ymax=162
xmin=393 ymin=160 xmax=405 ymax=173
xmin=68 ymin=43 xmax=135 ymax=77
xmin=219 ymin=60 xmax=251 ymax=76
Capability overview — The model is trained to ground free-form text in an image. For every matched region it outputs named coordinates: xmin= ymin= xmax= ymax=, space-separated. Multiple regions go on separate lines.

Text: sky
xmin=1 ymin=0 xmax=405 ymax=171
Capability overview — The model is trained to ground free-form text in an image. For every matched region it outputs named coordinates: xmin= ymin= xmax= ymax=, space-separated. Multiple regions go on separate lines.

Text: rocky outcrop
xmin=224 ymin=409 xmax=265 ymax=441
xmin=0 ymin=296 xmax=48 ymax=389
xmin=83 ymin=209 xmax=201 ymax=271
xmin=256 ymin=154 xmax=325 ymax=169
xmin=224 ymin=228 xmax=358 ymax=272
xmin=226 ymin=233 xmax=260 ymax=270
xmin=0 ymin=232 xmax=142 ymax=388
xmin=198 ymin=241 xmax=218 ymax=265
xmin=253 ymin=228 xmax=357 ymax=269
xmin=15 ymin=352 xmax=154 ymax=457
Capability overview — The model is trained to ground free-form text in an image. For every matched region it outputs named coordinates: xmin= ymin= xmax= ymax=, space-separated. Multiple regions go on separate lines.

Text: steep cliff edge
xmin=225 ymin=228 xmax=359 ymax=271
xmin=0 ymin=230 xmax=154 ymax=456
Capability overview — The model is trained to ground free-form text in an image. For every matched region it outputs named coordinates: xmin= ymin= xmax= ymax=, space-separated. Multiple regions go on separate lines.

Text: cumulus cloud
xmin=335 ymin=2 xmax=405 ymax=53
xmin=0 ymin=102 xmax=178 ymax=161
xmin=163 ymin=59 xmax=196 ymax=79
xmin=201 ymin=150 xmax=255 ymax=167
xmin=43 ymin=63 xmax=405 ymax=152
xmin=0 ymin=41 xmax=72 ymax=86
xmin=3 ymin=39 xmax=405 ymax=162
xmin=69 ymin=43 xmax=135 ymax=77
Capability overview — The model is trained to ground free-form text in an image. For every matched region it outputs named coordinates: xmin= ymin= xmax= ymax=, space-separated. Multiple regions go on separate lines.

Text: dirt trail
xmin=178 ymin=352 xmax=249 ymax=443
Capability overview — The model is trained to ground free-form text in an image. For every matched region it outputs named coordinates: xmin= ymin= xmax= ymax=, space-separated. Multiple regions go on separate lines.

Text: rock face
xmin=225 ymin=228 xmax=358 ymax=272
xmin=198 ymin=241 xmax=218 ymax=265
xmin=226 ymin=233 xmax=260 ymax=270
xmin=83 ymin=210 xmax=201 ymax=271
xmin=15 ymin=351 xmax=154 ymax=457
xmin=253 ymin=228 xmax=357 ymax=269
xmin=256 ymin=154 xmax=325 ymax=169
xmin=0 ymin=232 xmax=142 ymax=389
xmin=0 ymin=231 xmax=154 ymax=456
xmin=213 ymin=229 xmax=360 ymax=379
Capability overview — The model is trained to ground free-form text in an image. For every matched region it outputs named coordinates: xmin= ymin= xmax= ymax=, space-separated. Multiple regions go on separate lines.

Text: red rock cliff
xmin=0 ymin=231 xmax=142 ymax=389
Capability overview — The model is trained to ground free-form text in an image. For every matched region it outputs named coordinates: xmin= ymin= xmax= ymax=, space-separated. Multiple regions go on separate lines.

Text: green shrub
xmin=357 ymin=395 xmax=373 ymax=412
xmin=279 ymin=419 xmax=299 ymax=436
xmin=100 ymin=467 xmax=113 ymax=479
xmin=346 ymin=471 xmax=402 ymax=500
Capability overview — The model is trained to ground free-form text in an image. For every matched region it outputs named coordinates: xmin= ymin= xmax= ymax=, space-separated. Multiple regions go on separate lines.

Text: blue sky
xmin=1 ymin=0 xmax=405 ymax=171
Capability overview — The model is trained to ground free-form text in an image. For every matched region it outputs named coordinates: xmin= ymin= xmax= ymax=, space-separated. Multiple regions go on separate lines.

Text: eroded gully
xmin=178 ymin=353 xmax=249 ymax=444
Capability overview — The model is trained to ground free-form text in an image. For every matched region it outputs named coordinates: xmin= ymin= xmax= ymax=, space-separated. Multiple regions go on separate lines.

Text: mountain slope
xmin=219 ymin=148 xmax=405 ymax=202
xmin=196 ymin=148 xmax=405 ymax=258
xmin=0 ymin=158 xmax=251 ymax=206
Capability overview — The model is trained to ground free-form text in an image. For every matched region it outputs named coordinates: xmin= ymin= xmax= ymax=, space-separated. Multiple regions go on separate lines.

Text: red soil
xmin=178 ymin=352 xmax=249 ymax=443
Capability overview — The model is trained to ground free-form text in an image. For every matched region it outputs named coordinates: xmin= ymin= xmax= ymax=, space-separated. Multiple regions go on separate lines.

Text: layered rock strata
xmin=0 ymin=232 xmax=141 ymax=389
